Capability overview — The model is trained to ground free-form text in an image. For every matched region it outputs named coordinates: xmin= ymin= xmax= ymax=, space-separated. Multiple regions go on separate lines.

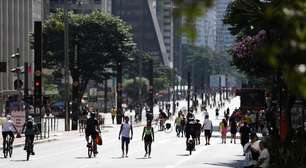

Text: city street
xmin=0 ymin=97 xmax=244 ymax=168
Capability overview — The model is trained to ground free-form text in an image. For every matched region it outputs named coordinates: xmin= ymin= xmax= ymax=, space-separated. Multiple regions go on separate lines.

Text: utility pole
xmin=187 ymin=71 xmax=191 ymax=112
xmin=148 ymin=58 xmax=154 ymax=121
xmin=71 ymin=36 xmax=79 ymax=131
xmin=64 ymin=0 xmax=70 ymax=131
xmin=116 ymin=61 xmax=123 ymax=124
xmin=172 ymin=68 xmax=176 ymax=116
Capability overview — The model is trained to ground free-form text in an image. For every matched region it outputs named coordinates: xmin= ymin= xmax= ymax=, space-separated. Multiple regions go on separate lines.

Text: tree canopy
xmin=43 ymin=9 xmax=134 ymax=100
xmin=224 ymin=0 xmax=306 ymax=97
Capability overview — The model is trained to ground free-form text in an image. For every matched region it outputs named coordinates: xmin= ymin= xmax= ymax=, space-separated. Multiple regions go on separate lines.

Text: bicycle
xmin=3 ymin=136 xmax=13 ymax=158
xmin=25 ymin=137 xmax=34 ymax=161
xmin=154 ymin=119 xmax=173 ymax=133
xmin=87 ymin=136 xmax=97 ymax=158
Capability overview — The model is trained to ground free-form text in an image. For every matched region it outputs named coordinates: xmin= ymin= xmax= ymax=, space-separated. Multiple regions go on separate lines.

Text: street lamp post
xmin=187 ymin=71 xmax=191 ymax=112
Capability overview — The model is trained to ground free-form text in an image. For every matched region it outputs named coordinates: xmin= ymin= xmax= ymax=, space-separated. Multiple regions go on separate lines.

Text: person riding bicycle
xmin=2 ymin=115 xmax=19 ymax=150
xmin=22 ymin=116 xmax=39 ymax=155
xmin=85 ymin=112 xmax=100 ymax=155
xmin=158 ymin=109 xmax=168 ymax=131
xmin=185 ymin=111 xmax=196 ymax=149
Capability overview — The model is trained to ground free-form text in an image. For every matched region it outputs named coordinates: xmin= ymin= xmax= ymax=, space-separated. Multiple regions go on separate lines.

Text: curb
xmin=0 ymin=138 xmax=58 ymax=150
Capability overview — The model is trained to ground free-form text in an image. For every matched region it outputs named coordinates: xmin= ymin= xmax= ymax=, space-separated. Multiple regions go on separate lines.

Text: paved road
xmin=0 ymin=96 xmax=244 ymax=168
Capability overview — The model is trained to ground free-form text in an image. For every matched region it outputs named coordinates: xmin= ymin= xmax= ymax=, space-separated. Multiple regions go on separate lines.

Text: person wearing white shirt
xmin=1 ymin=115 xmax=19 ymax=149
xmin=202 ymin=115 xmax=213 ymax=145
xmin=257 ymin=141 xmax=270 ymax=168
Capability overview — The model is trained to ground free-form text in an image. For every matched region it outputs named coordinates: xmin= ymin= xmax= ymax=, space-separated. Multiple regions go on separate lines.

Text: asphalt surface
xmin=0 ymin=96 xmax=244 ymax=168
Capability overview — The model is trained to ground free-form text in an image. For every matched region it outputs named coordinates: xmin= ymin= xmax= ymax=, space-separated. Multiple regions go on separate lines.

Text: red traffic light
xmin=35 ymin=80 xmax=41 ymax=87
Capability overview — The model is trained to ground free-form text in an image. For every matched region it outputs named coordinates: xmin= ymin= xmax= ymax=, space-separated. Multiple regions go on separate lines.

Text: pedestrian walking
xmin=118 ymin=116 xmax=133 ymax=158
xmin=230 ymin=120 xmax=237 ymax=144
xmin=219 ymin=119 xmax=228 ymax=144
xmin=180 ymin=115 xmax=186 ymax=137
xmin=194 ymin=119 xmax=202 ymax=145
xmin=112 ymin=106 xmax=117 ymax=124
xmin=142 ymin=120 xmax=154 ymax=158
xmin=174 ymin=115 xmax=182 ymax=137
xmin=202 ymin=115 xmax=213 ymax=145
xmin=240 ymin=122 xmax=251 ymax=152
xmin=215 ymin=108 xmax=219 ymax=119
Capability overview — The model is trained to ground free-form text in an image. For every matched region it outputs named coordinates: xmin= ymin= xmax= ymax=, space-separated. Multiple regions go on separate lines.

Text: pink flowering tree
xmin=229 ymin=30 xmax=273 ymax=77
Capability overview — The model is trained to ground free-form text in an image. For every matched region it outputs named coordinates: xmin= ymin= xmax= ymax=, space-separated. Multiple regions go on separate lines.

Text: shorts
xmin=86 ymin=131 xmax=97 ymax=140
xmin=204 ymin=130 xmax=212 ymax=138
xmin=122 ymin=137 xmax=130 ymax=144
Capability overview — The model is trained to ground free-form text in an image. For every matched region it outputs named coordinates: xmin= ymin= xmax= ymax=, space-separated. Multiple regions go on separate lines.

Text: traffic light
xmin=34 ymin=79 xmax=41 ymax=96
xmin=34 ymin=21 xmax=42 ymax=108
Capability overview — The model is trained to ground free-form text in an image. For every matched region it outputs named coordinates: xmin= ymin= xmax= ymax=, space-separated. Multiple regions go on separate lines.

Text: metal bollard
xmin=44 ymin=121 xmax=47 ymax=139
xmin=50 ymin=117 xmax=53 ymax=132
xmin=47 ymin=117 xmax=50 ymax=138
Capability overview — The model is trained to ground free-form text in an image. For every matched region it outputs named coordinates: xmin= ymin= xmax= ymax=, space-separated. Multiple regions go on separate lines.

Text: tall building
xmin=203 ymin=7 xmax=216 ymax=50
xmin=156 ymin=0 xmax=174 ymax=67
xmin=0 ymin=0 xmax=43 ymax=113
xmin=112 ymin=0 xmax=170 ymax=67
xmin=181 ymin=6 xmax=216 ymax=50
xmin=215 ymin=0 xmax=234 ymax=53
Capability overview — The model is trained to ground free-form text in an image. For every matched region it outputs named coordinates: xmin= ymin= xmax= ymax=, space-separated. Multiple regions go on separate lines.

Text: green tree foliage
xmin=224 ymin=0 xmax=306 ymax=167
xmin=224 ymin=0 xmax=306 ymax=98
xmin=181 ymin=44 xmax=234 ymax=88
xmin=123 ymin=77 xmax=149 ymax=105
xmin=173 ymin=0 xmax=214 ymax=41
xmin=43 ymin=9 xmax=134 ymax=100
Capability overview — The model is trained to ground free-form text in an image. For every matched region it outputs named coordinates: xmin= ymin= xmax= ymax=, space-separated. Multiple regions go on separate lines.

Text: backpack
xmin=27 ymin=121 xmax=33 ymax=129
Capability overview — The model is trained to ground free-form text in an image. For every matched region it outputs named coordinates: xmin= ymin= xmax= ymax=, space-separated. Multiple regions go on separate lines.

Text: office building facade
xmin=156 ymin=0 xmax=174 ymax=67
xmin=215 ymin=0 xmax=234 ymax=53
xmin=112 ymin=0 xmax=170 ymax=67
xmin=0 ymin=0 xmax=43 ymax=91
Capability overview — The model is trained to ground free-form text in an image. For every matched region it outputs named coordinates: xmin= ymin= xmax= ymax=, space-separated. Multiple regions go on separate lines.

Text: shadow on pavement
xmin=203 ymin=160 xmax=244 ymax=168
xmin=136 ymin=157 xmax=149 ymax=160
xmin=112 ymin=156 xmax=124 ymax=159
xmin=74 ymin=156 xmax=92 ymax=159
xmin=176 ymin=154 xmax=190 ymax=157
xmin=10 ymin=159 xmax=28 ymax=162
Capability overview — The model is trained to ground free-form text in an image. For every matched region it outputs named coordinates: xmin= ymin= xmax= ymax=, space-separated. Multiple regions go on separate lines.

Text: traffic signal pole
xmin=34 ymin=21 xmax=43 ymax=139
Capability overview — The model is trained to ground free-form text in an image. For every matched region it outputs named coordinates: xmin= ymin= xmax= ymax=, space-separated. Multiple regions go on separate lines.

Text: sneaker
xmin=121 ymin=154 xmax=125 ymax=158
xmin=148 ymin=155 xmax=151 ymax=158
xmin=144 ymin=153 xmax=147 ymax=158
xmin=125 ymin=155 xmax=128 ymax=158
xmin=31 ymin=152 xmax=35 ymax=155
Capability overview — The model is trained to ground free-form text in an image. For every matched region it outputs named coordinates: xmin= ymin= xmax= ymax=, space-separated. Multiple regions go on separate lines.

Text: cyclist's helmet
xmin=28 ymin=116 xmax=34 ymax=122
xmin=6 ymin=115 xmax=12 ymax=120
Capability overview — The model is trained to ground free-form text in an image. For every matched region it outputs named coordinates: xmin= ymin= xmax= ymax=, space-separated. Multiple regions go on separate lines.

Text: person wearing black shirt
xmin=85 ymin=113 xmax=100 ymax=154
xmin=239 ymin=122 xmax=251 ymax=150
